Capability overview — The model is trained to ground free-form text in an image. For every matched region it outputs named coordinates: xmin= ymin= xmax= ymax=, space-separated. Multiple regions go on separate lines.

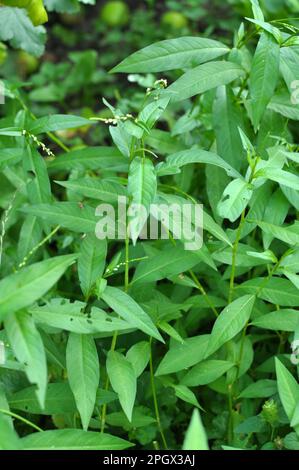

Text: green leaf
xmin=261 ymin=188 xmax=289 ymax=249
xmin=106 ymin=351 xmax=136 ymax=422
xmin=4 ymin=311 xmax=47 ymax=407
xmin=111 ymin=37 xmax=229 ymax=73
xmin=9 ymin=383 xmax=77 ymax=415
xmin=275 ymin=358 xmax=299 ymax=421
xmin=22 ymin=202 xmax=97 ymax=232
xmin=101 ymin=286 xmax=163 ymax=342
xmin=182 ymin=360 xmax=234 ymax=386
xmin=238 ymin=277 xmax=299 ymax=306
xmin=126 ymin=341 xmax=150 ymax=377
xmin=249 ymin=32 xmax=280 ymax=130
xmin=23 ymin=146 xmax=52 ymax=219
xmin=167 ymin=61 xmax=245 ymax=102
xmin=21 ymin=429 xmax=133 ymax=450
xmin=28 ymin=115 xmax=92 ymax=134
xmin=78 ymin=234 xmax=107 ymax=297
xmin=66 ymin=333 xmax=100 ymax=430
xmin=252 ymin=309 xmax=299 ymax=331
xmin=131 ymin=246 xmax=201 ymax=285
xmin=30 ymin=299 xmax=131 ymax=334
xmin=217 ymin=178 xmax=253 ymax=222
xmin=139 ymin=97 xmax=170 ymax=130
xmin=127 ymin=157 xmax=157 ymax=243
xmin=156 ymin=148 xmax=241 ymax=179
xmin=56 ymin=178 xmax=127 ymax=204
xmin=280 ymin=47 xmax=299 ymax=92
xmin=172 ymin=384 xmax=202 ymax=409
xmin=255 ymin=221 xmax=299 ymax=246
xmin=0 ymin=254 xmax=76 ymax=321
xmin=206 ymin=295 xmax=255 ymax=356
xmin=0 ymin=7 xmax=45 ymax=56
xmin=268 ymin=91 xmax=299 ymax=121
xmin=109 ymin=123 xmax=133 ymax=158
xmin=156 ymin=335 xmax=210 ymax=376
xmin=213 ymin=85 xmax=245 ymax=171
xmin=183 ymin=409 xmax=209 ymax=450
xmin=239 ymin=379 xmax=277 ymax=398
xmin=0 ymin=415 xmax=22 ymax=450
xmin=259 ymin=168 xmax=299 ymax=191
xmin=49 ymin=147 xmax=128 ymax=171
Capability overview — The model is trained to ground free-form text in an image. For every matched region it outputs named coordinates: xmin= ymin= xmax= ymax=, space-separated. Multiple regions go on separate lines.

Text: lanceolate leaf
xmin=127 ymin=157 xmax=157 ymax=244
xmin=206 ymin=295 xmax=255 ymax=356
xmin=28 ymin=114 xmax=92 ymax=134
xmin=21 ymin=429 xmax=133 ymax=450
xmin=167 ymin=61 xmax=245 ymax=102
xmin=55 ymin=178 xmax=127 ymax=204
xmin=131 ymin=246 xmax=201 ymax=285
xmin=213 ymin=86 xmax=245 ymax=171
xmin=275 ymin=358 xmax=299 ymax=421
xmin=22 ymin=202 xmax=97 ymax=232
xmin=4 ymin=311 xmax=47 ymax=407
xmin=183 ymin=409 xmax=209 ymax=450
xmin=156 ymin=148 xmax=241 ymax=178
xmin=78 ymin=234 xmax=107 ymax=297
xmin=249 ymin=32 xmax=280 ymax=130
xmin=182 ymin=360 xmax=234 ymax=386
xmin=111 ymin=37 xmax=230 ymax=73
xmin=238 ymin=278 xmax=299 ymax=306
xmin=101 ymin=286 xmax=163 ymax=342
xmin=0 ymin=255 xmax=77 ymax=321
xmin=156 ymin=335 xmax=210 ymax=376
xmin=49 ymin=147 xmax=127 ymax=171
xmin=66 ymin=333 xmax=100 ymax=430
xmin=106 ymin=351 xmax=136 ymax=422
xmin=217 ymin=178 xmax=253 ymax=222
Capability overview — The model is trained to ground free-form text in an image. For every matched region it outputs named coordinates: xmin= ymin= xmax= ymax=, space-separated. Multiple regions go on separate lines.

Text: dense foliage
xmin=0 ymin=0 xmax=299 ymax=451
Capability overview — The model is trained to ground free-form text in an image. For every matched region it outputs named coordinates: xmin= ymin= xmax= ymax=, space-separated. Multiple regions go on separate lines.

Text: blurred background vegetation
xmin=0 ymin=0 xmax=298 ymax=148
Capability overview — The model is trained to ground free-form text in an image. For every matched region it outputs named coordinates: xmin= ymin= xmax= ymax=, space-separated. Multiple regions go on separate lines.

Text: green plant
xmin=161 ymin=11 xmax=188 ymax=29
xmin=100 ymin=1 xmax=130 ymax=27
xmin=0 ymin=0 xmax=299 ymax=452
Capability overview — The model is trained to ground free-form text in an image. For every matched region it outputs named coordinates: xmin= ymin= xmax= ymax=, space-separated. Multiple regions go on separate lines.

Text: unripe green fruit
xmin=0 ymin=43 xmax=7 ymax=66
xmin=100 ymin=1 xmax=129 ymax=27
xmin=1 ymin=0 xmax=48 ymax=26
xmin=27 ymin=0 xmax=48 ymax=26
xmin=18 ymin=50 xmax=39 ymax=75
xmin=161 ymin=11 xmax=188 ymax=29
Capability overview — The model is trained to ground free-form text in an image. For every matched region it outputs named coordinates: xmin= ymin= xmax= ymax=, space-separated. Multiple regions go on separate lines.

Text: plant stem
xmin=189 ymin=270 xmax=218 ymax=317
xmin=227 ymin=384 xmax=234 ymax=444
xmin=100 ymin=234 xmax=130 ymax=433
xmin=228 ymin=209 xmax=246 ymax=304
xmin=16 ymin=225 xmax=60 ymax=271
xmin=0 ymin=408 xmax=43 ymax=432
xmin=18 ymin=97 xmax=70 ymax=153
xmin=149 ymin=337 xmax=168 ymax=449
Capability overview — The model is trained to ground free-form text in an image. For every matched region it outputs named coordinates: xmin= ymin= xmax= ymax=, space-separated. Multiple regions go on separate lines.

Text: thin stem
xmin=16 ymin=225 xmax=60 ymax=271
xmin=189 ymin=270 xmax=218 ymax=318
xmin=149 ymin=337 xmax=168 ymax=449
xmin=227 ymin=384 xmax=234 ymax=444
xmin=228 ymin=209 xmax=246 ymax=303
xmin=17 ymin=96 xmax=70 ymax=153
xmin=100 ymin=234 xmax=130 ymax=433
xmin=0 ymin=408 xmax=43 ymax=432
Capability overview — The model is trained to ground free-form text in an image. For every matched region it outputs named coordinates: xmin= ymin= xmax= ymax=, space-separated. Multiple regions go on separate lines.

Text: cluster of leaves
xmin=0 ymin=0 xmax=299 ymax=452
